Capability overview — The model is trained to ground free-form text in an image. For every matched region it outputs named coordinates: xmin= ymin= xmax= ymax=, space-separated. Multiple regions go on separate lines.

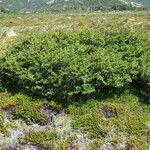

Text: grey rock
xmin=102 ymin=142 xmax=115 ymax=150
xmin=119 ymin=141 xmax=131 ymax=150
xmin=3 ymin=105 xmax=16 ymax=121
xmin=40 ymin=102 xmax=63 ymax=126
xmin=101 ymin=105 xmax=118 ymax=118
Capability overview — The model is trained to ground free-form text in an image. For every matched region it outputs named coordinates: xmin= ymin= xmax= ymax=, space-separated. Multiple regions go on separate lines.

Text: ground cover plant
xmin=0 ymin=11 xmax=150 ymax=150
xmin=69 ymin=93 xmax=150 ymax=149
xmin=0 ymin=92 xmax=149 ymax=149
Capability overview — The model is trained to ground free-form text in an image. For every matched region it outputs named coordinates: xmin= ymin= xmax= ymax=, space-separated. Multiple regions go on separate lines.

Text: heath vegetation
xmin=0 ymin=11 xmax=150 ymax=150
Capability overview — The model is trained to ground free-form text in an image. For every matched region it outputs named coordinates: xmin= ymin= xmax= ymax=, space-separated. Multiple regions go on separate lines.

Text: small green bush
xmin=72 ymin=112 xmax=108 ymax=138
xmin=13 ymin=94 xmax=46 ymax=124
xmin=0 ymin=29 xmax=149 ymax=100
xmin=0 ymin=93 xmax=46 ymax=124
xmin=23 ymin=130 xmax=58 ymax=149
xmin=136 ymin=50 xmax=150 ymax=103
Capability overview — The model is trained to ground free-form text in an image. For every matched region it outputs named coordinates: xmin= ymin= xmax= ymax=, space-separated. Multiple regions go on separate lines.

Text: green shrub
xmin=23 ymin=130 xmax=58 ymax=149
xmin=0 ymin=29 xmax=149 ymax=100
xmin=0 ymin=93 xmax=46 ymax=124
xmin=69 ymin=94 xmax=150 ymax=142
xmin=71 ymin=112 xmax=108 ymax=139
xmin=140 ymin=51 xmax=150 ymax=83
xmin=135 ymin=50 xmax=150 ymax=103
xmin=12 ymin=94 xmax=46 ymax=124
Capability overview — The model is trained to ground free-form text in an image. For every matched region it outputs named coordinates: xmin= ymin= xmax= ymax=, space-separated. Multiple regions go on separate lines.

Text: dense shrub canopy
xmin=0 ymin=29 xmax=150 ymax=100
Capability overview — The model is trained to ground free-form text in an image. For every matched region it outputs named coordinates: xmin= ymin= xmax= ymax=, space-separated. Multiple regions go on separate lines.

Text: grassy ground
xmin=0 ymin=92 xmax=149 ymax=149
xmin=0 ymin=11 xmax=150 ymax=52
xmin=0 ymin=11 xmax=150 ymax=34
xmin=0 ymin=11 xmax=150 ymax=54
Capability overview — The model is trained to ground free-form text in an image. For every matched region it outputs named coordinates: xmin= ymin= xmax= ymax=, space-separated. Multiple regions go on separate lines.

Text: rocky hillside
xmin=0 ymin=0 xmax=47 ymax=12
xmin=0 ymin=0 xmax=148 ymax=12
xmin=134 ymin=0 xmax=150 ymax=5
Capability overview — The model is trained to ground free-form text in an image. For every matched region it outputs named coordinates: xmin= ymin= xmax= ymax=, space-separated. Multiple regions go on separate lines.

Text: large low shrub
xmin=0 ymin=29 xmax=149 ymax=100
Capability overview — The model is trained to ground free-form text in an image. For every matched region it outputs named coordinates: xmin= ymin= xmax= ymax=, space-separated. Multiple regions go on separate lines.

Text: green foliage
xmin=0 ymin=93 xmax=46 ymax=124
xmin=0 ymin=114 xmax=6 ymax=133
xmin=0 ymin=12 xmax=150 ymax=150
xmin=72 ymin=112 xmax=108 ymax=138
xmin=69 ymin=93 xmax=150 ymax=146
xmin=140 ymin=51 xmax=150 ymax=83
xmin=1 ymin=29 xmax=149 ymax=101
xmin=0 ymin=114 xmax=3 ymax=128
xmin=56 ymin=135 xmax=77 ymax=150
xmin=14 ymin=94 xmax=46 ymax=124
xmin=136 ymin=50 xmax=150 ymax=103
xmin=48 ymin=100 xmax=62 ymax=109
xmin=0 ymin=113 xmax=10 ymax=136
xmin=23 ymin=130 xmax=58 ymax=149
xmin=89 ymin=139 xmax=103 ymax=150
xmin=23 ymin=130 xmax=77 ymax=150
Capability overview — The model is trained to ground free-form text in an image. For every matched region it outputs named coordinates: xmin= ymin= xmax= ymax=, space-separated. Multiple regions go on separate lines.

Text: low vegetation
xmin=1 ymin=29 xmax=150 ymax=103
xmin=0 ymin=92 xmax=149 ymax=149
xmin=0 ymin=11 xmax=150 ymax=149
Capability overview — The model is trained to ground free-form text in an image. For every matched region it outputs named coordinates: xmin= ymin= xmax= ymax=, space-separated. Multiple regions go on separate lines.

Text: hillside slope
xmin=0 ymin=0 xmax=47 ymax=11
xmin=134 ymin=0 xmax=150 ymax=5
xmin=0 ymin=0 xmax=148 ymax=12
xmin=46 ymin=0 xmax=127 ymax=11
